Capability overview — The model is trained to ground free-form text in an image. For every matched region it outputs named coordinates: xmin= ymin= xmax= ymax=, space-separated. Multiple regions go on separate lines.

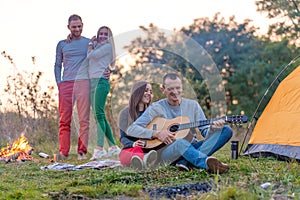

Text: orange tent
xmin=244 ymin=66 xmax=300 ymax=161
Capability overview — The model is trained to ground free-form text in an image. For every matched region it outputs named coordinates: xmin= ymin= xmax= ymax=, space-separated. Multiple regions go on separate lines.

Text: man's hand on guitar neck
xmin=152 ymin=130 xmax=175 ymax=145
xmin=211 ymin=119 xmax=225 ymax=129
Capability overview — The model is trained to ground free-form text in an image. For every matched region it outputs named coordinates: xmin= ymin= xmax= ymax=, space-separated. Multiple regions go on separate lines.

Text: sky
xmin=0 ymin=0 xmax=271 ymax=86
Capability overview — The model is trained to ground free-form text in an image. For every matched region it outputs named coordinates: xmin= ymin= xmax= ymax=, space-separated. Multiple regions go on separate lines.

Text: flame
xmin=0 ymin=133 xmax=34 ymax=162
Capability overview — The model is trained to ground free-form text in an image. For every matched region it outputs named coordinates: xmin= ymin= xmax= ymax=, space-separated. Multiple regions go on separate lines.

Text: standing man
xmin=54 ymin=14 xmax=90 ymax=160
xmin=127 ymin=73 xmax=233 ymax=173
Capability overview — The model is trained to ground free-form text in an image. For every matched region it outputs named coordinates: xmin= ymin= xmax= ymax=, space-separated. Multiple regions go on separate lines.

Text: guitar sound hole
xmin=169 ymin=124 xmax=179 ymax=132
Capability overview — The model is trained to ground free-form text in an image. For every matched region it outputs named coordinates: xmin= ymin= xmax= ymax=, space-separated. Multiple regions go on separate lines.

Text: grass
xmin=0 ymin=143 xmax=299 ymax=200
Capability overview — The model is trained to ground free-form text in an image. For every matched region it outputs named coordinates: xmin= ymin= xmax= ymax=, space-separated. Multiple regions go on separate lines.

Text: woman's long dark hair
xmin=128 ymin=81 xmax=151 ymax=123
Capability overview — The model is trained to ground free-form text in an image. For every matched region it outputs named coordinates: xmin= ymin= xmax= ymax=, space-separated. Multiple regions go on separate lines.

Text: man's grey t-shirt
xmin=54 ymin=36 xmax=90 ymax=84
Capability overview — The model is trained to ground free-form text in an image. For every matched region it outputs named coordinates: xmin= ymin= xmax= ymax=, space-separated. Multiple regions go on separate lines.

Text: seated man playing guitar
xmin=126 ymin=73 xmax=233 ymax=174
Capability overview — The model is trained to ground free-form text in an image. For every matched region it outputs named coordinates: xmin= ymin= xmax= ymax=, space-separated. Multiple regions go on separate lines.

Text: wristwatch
xmin=88 ymin=42 xmax=93 ymax=46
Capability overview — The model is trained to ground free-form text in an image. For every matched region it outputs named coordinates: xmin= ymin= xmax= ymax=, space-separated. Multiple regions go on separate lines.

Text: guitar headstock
xmin=225 ymin=115 xmax=248 ymax=124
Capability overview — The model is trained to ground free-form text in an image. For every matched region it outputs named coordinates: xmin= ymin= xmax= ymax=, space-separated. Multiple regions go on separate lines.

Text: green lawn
xmin=0 ymin=143 xmax=299 ymax=200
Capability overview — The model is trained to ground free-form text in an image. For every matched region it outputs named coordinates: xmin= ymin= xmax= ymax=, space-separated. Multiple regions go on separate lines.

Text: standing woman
xmin=88 ymin=26 xmax=120 ymax=160
xmin=118 ymin=81 xmax=157 ymax=170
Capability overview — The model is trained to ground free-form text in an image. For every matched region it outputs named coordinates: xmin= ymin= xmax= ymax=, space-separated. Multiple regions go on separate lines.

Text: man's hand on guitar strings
xmin=133 ymin=140 xmax=145 ymax=148
xmin=153 ymin=130 xmax=175 ymax=145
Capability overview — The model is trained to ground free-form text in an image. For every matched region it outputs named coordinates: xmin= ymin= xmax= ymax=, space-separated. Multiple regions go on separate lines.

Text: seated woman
xmin=118 ymin=81 xmax=157 ymax=170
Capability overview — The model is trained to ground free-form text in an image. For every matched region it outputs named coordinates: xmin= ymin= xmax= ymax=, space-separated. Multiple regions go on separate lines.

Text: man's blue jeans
xmin=160 ymin=125 xmax=232 ymax=169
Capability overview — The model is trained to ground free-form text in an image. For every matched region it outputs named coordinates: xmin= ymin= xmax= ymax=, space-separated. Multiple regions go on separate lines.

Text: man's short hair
xmin=162 ymin=73 xmax=180 ymax=86
xmin=68 ymin=14 xmax=82 ymax=25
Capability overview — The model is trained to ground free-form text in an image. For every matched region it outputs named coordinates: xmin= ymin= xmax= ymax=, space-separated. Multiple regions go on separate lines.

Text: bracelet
xmin=88 ymin=42 xmax=93 ymax=46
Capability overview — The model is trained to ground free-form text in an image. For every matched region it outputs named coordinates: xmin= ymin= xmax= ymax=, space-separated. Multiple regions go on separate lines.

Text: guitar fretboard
xmin=178 ymin=117 xmax=226 ymax=130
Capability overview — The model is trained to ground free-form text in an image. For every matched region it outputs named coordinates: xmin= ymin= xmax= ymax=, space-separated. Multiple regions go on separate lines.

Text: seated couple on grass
xmin=119 ymin=73 xmax=232 ymax=174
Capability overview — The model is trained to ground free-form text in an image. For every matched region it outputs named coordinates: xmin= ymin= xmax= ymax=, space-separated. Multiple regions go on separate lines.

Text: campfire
xmin=0 ymin=133 xmax=35 ymax=162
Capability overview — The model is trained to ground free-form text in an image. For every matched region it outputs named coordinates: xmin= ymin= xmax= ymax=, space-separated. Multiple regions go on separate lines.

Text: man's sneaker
xmin=90 ymin=148 xmax=107 ymax=160
xmin=175 ymin=163 xmax=190 ymax=171
xmin=143 ymin=150 xmax=157 ymax=169
xmin=78 ymin=152 xmax=87 ymax=160
xmin=206 ymin=156 xmax=229 ymax=174
xmin=130 ymin=156 xmax=144 ymax=170
xmin=107 ymin=146 xmax=121 ymax=156
xmin=54 ymin=153 xmax=68 ymax=162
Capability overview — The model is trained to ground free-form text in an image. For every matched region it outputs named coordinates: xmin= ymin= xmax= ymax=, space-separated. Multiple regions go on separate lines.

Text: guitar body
xmin=144 ymin=116 xmax=192 ymax=149
xmin=142 ymin=115 xmax=248 ymax=150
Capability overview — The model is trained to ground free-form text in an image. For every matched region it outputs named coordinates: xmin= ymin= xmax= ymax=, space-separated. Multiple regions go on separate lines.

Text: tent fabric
xmin=245 ymin=144 xmax=300 ymax=161
xmin=244 ymin=66 xmax=300 ymax=161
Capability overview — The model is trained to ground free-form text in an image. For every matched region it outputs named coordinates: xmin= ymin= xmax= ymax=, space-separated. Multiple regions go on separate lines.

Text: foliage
xmin=0 ymin=52 xmax=59 ymax=148
xmin=181 ymin=13 xmax=260 ymax=116
xmin=1 ymin=51 xmax=57 ymax=121
xmin=255 ymin=0 xmax=300 ymax=46
xmin=4 ymin=71 xmax=56 ymax=119
xmin=118 ymin=13 xmax=299 ymax=118
xmin=118 ymin=24 xmax=223 ymax=117
xmin=183 ymin=13 xmax=300 ymax=117
xmin=111 ymin=24 xmax=213 ymax=118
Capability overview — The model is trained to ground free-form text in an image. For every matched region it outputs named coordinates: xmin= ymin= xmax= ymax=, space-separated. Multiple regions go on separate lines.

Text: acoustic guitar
xmin=143 ymin=115 xmax=248 ymax=149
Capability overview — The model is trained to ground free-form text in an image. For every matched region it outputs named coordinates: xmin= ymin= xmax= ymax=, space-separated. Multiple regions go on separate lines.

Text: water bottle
xmin=231 ymin=141 xmax=239 ymax=159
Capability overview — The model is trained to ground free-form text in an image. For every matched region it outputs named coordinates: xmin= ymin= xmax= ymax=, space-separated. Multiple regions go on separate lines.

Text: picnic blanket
xmin=41 ymin=159 xmax=121 ymax=171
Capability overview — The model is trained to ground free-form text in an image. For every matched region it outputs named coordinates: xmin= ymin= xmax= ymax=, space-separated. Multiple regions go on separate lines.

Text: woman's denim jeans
xmin=160 ymin=125 xmax=232 ymax=169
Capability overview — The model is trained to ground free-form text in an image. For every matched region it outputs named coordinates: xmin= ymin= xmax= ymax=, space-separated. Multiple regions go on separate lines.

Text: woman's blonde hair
xmin=97 ymin=26 xmax=116 ymax=68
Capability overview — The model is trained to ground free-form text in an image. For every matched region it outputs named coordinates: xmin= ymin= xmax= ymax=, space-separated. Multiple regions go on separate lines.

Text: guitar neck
xmin=178 ymin=117 xmax=225 ymax=131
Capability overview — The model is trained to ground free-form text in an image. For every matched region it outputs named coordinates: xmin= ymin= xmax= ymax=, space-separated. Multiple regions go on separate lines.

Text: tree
xmin=255 ymin=0 xmax=300 ymax=45
xmin=119 ymin=24 xmax=216 ymax=117
xmin=117 ymin=12 xmax=298 ymax=119
xmin=181 ymin=13 xmax=299 ymax=116
xmin=181 ymin=13 xmax=261 ymax=116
